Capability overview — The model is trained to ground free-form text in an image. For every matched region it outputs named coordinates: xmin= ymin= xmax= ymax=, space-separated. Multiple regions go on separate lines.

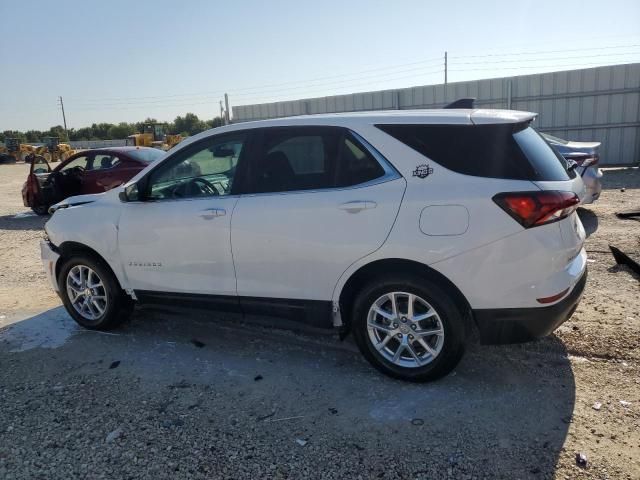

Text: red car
xmin=22 ymin=147 xmax=165 ymax=214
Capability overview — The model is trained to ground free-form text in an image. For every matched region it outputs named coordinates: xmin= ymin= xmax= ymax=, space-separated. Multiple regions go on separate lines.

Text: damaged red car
xmin=22 ymin=147 xmax=165 ymax=214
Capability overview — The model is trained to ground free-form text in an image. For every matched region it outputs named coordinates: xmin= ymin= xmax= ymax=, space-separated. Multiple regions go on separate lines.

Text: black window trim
xmin=135 ymin=130 xmax=254 ymax=202
xmin=375 ymin=121 xmax=573 ymax=182
xmin=242 ymin=125 xmax=400 ymax=197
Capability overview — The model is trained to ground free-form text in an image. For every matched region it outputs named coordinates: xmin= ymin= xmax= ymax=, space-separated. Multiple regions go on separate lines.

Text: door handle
xmin=338 ymin=201 xmax=377 ymax=213
xmin=199 ymin=207 xmax=226 ymax=220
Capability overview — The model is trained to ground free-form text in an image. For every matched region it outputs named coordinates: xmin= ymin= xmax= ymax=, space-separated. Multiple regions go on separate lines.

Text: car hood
xmin=48 ymin=189 xmax=118 ymax=214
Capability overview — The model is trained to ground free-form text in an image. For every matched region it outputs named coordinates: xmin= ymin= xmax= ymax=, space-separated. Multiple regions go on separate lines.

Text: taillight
xmin=493 ymin=191 xmax=580 ymax=228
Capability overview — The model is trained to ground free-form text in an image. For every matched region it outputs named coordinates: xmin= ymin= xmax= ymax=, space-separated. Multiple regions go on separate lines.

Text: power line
xmin=451 ymin=50 xmax=640 ymax=65
xmin=67 ymin=56 xmax=444 ymax=104
xmin=70 ymin=67 xmax=446 ymax=112
xmin=68 ymin=64 xmax=444 ymax=108
xmin=453 ymin=43 xmax=640 ymax=59
xmin=64 ymin=43 xmax=640 ymax=107
xmin=450 ymin=59 xmax=639 ymax=72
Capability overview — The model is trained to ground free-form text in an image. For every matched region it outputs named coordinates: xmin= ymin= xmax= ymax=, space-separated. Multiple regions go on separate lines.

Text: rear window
xmin=376 ymin=123 xmax=572 ymax=181
xmin=126 ymin=148 xmax=166 ymax=163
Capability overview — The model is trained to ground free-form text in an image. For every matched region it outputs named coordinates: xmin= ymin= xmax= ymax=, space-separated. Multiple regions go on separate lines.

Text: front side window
xmin=250 ymin=127 xmax=385 ymax=194
xmin=93 ymin=154 xmax=121 ymax=170
xmin=61 ymin=155 xmax=89 ymax=171
xmin=146 ymin=135 xmax=245 ymax=200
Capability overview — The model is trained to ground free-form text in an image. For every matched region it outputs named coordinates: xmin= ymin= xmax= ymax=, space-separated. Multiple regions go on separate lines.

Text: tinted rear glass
xmin=514 ymin=127 xmax=573 ymax=181
xmin=377 ymin=123 xmax=572 ymax=181
xmin=126 ymin=148 xmax=166 ymax=163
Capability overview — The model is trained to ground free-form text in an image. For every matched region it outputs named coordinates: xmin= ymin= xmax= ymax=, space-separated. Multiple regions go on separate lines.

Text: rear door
xmin=231 ymin=126 xmax=406 ymax=302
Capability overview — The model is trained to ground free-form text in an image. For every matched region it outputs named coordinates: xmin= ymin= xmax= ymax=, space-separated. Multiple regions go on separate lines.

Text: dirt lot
xmin=0 ymin=162 xmax=638 ymax=479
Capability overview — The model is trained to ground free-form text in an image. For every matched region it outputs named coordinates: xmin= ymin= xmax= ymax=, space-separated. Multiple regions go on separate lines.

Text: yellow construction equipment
xmin=0 ymin=138 xmax=37 ymax=162
xmin=126 ymin=123 xmax=183 ymax=150
xmin=33 ymin=137 xmax=76 ymax=162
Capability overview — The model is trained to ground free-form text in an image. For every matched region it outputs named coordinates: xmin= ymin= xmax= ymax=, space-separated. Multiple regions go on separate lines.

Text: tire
xmin=351 ymin=275 xmax=466 ymax=382
xmin=32 ymin=205 xmax=49 ymax=216
xmin=57 ymin=254 xmax=133 ymax=330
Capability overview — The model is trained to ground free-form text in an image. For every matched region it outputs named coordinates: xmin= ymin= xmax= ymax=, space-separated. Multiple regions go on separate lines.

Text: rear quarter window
xmin=377 ymin=123 xmax=572 ymax=181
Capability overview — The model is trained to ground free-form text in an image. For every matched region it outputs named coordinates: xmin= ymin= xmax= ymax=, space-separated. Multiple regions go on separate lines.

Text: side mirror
xmin=212 ymin=146 xmax=235 ymax=157
xmin=119 ymin=183 xmax=140 ymax=202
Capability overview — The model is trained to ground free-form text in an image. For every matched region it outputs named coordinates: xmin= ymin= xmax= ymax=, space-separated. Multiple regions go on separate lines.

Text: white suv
xmin=41 ymin=109 xmax=587 ymax=382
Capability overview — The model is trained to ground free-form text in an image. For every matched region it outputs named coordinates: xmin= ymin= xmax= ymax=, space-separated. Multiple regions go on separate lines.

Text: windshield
xmin=126 ymin=148 xmax=166 ymax=163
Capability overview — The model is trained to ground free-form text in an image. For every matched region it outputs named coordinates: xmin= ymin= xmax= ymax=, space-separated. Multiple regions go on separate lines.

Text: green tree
xmin=206 ymin=117 xmax=224 ymax=129
xmin=1 ymin=130 xmax=26 ymax=143
xmin=108 ymin=122 xmax=135 ymax=139
xmin=173 ymin=113 xmax=207 ymax=136
xmin=46 ymin=125 xmax=68 ymax=142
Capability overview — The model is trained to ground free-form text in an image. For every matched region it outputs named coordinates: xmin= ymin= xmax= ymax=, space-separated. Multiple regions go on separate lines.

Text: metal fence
xmin=68 ymin=139 xmax=128 ymax=149
xmin=232 ymin=63 xmax=640 ymax=165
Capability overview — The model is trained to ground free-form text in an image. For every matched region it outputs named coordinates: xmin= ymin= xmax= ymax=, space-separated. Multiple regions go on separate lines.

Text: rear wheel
xmin=58 ymin=254 xmax=132 ymax=330
xmin=351 ymin=275 xmax=466 ymax=382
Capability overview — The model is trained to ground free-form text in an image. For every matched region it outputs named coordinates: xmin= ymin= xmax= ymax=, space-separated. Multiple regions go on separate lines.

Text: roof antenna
xmin=443 ymin=98 xmax=476 ymax=109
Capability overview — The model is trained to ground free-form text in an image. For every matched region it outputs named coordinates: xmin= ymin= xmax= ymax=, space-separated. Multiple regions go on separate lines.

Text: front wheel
xmin=58 ymin=254 xmax=132 ymax=330
xmin=351 ymin=276 xmax=466 ymax=382
xmin=32 ymin=205 xmax=49 ymax=216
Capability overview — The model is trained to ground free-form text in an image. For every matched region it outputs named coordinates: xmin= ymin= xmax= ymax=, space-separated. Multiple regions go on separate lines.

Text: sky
xmin=1 ymin=0 xmax=639 ymax=131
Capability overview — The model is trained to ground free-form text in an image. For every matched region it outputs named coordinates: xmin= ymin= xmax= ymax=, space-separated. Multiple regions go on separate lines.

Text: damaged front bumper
xmin=40 ymin=239 xmax=61 ymax=292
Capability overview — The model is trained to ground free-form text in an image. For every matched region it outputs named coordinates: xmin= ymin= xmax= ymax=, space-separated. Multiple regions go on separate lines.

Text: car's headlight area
xmin=48 ymin=204 xmax=68 ymax=215
xmin=49 ymin=200 xmax=94 ymax=215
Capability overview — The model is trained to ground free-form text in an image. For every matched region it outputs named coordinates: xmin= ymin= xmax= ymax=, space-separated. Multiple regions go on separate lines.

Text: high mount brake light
xmin=493 ymin=191 xmax=580 ymax=228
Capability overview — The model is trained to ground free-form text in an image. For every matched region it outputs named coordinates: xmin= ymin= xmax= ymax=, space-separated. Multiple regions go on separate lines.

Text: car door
xmin=231 ymin=126 xmax=406 ymax=303
xmin=24 ymin=156 xmax=52 ymax=207
xmin=78 ymin=152 xmax=112 ymax=193
xmin=117 ymin=133 xmax=249 ymax=298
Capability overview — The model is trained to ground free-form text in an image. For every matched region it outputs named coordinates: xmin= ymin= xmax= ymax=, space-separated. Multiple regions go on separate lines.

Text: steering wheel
xmin=188 ymin=177 xmax=218 ymax=196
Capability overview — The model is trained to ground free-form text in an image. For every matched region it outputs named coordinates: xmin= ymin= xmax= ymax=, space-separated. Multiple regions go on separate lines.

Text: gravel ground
xmin=0 ymin=162 xmax=639 ymax=479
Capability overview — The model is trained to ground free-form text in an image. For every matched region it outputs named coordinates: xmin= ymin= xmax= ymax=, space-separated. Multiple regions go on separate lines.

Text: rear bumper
xmin=473 ymin=268 xmax=587 ymax=344
xmin=579 ymin=167 xmax=602 ymax=204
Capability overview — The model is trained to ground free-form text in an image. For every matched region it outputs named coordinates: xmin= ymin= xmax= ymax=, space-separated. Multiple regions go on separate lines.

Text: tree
xmin=173 ymin=113 xmax=207 ymax=136
xmin=1 ymin=130 xmax=26 ymax=143
xmin=46 ymin=125 xmax=68 ymax=142
xmin=108 ymin=122 xmax=135 ymax=139
xmin=25 ymin=130 xmax=41 ymax=142
xmin=206 ymin=117 xmax=224 ymax=129
xmin=1 ymin=113 xmax=224 ymax=143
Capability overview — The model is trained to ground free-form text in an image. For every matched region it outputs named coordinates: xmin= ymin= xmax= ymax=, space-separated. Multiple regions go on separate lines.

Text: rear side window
xmin=513 ymin=127 xmax=573 ymax=180
xmin=377 ymin=123 xmax=572 ymax=181
xmin=249 ymin=127 xmax=385 ymax=194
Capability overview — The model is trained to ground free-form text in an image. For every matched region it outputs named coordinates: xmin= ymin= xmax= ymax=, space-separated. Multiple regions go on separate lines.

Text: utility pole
xmin=58 ymin=96 xmax=69 ymax=140
xmin=444 ymin=51 xmax=448 ymax=85
xmin=224 ymin=93 xmax=230 ymax=124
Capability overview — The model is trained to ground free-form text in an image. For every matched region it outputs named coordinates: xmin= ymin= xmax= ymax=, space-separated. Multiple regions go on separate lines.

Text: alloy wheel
xmin=367 ymin=291 xmax=445 ymax=368
xmin=66 ymin=265 xmax=108 ymax=321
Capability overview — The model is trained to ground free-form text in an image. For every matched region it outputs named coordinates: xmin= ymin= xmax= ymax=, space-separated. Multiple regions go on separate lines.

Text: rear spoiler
xmin=443 ymin=98 xmax=476 ymax=109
